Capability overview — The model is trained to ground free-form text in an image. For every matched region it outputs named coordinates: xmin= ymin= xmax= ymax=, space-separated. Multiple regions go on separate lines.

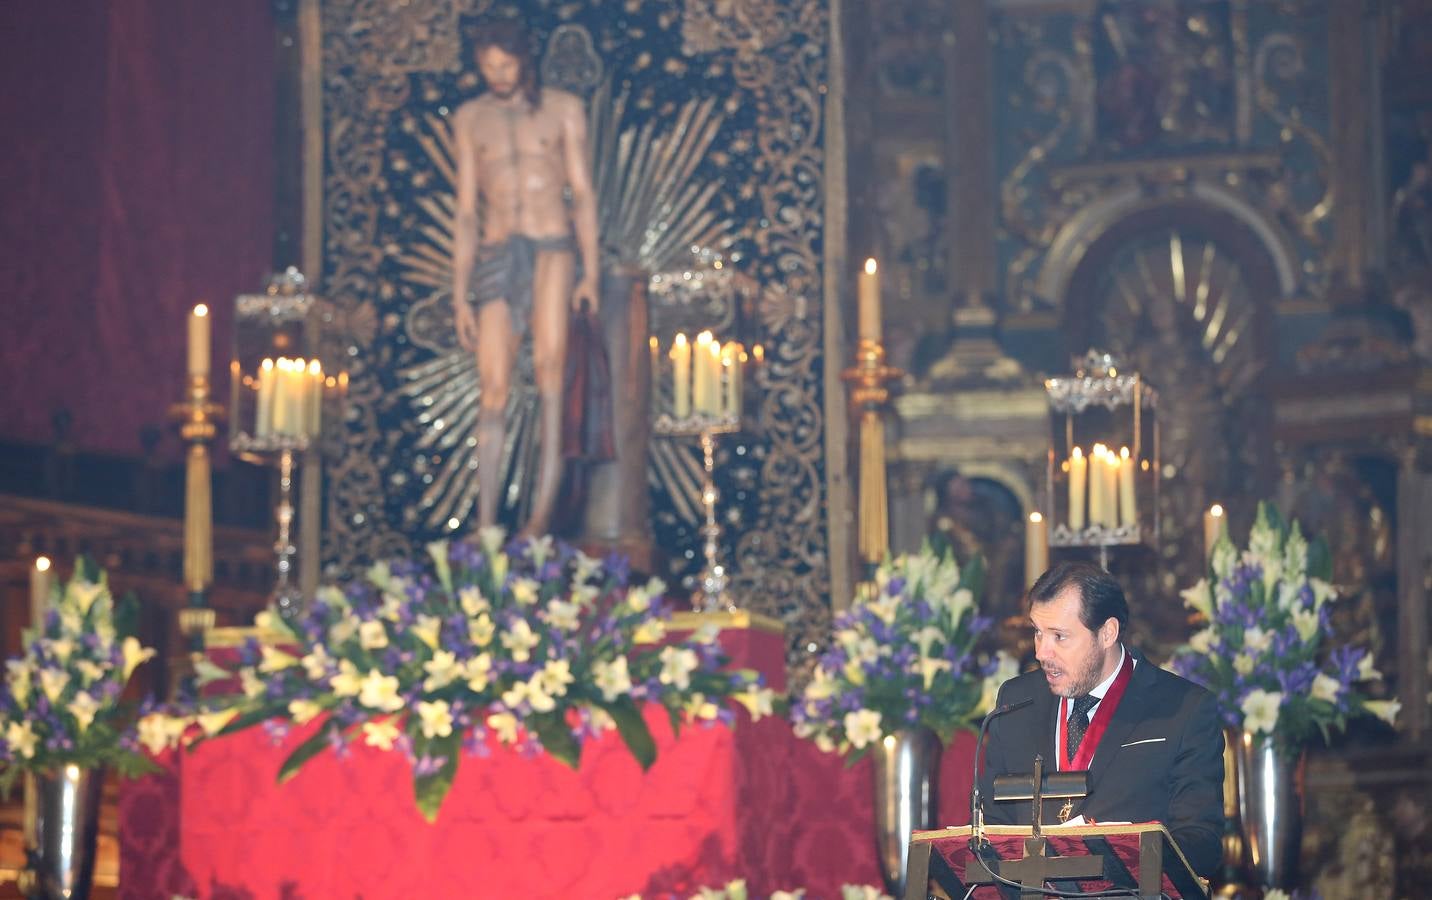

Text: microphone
xmin=970 ymin=696 xmax=1034 ymax=851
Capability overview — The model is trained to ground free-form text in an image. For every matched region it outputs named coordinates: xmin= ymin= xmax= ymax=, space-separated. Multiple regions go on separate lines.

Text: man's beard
xmin=1049 ymin=645 xmax=1106 ymax=699
xmin=488 ymin=82 xmax=521 ymax=100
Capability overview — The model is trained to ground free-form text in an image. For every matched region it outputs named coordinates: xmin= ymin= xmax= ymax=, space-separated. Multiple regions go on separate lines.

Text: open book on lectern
xmin=903 ymin=823 xmax=1209 ymax=900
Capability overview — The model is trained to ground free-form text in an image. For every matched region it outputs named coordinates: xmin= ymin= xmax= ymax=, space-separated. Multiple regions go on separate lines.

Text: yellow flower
xmin=842 ymin=657 xmax=866 ymax=687
xmin=538 ymin=659 xmax=574 ymax=698
xmin=121 ymin=637 xmax=155 ymax=680
xmin=486 ymin=711 xmax=519 ymax=744
xmin=288 ymin=699 xmax=324 ymax=725
xmin=259 ymin=645 xmax=299 ymax=674
xmin=1356 ymin=653 xmax=1382 ymax=683
xmin=543 ymin=599 xmax=581 ymax=632
xmin=465 ymin=653 xmax=494 ymax=693
xmin=1364 ymin=699 xmax=1401 ymax=726
xmin=458 ymin=586 xmax=489 ymax=617
xmin=478 ymin=525 xmax=506 ymax=558
xmin=733 ymin=686 xmax=775 ymax=720
xmin=500 ymin=620 xmax=540 ymax=663
xmin=843 ymin=709 xmax=883 ymax=749
xmin=469 ymin=613 xmax=496 ymax=647
xmin=359 ymin=620 xmax=389 ymax=650
xmin=1241 ymin=689 xmax=1282 ymax=736
xmin=1311 ymin=673 xmax=1340 ymax=704
xmin=659 ymin=646 xmax=699 ymax=691
xmin=362 ymin=717 xmax=401 ymax=751
xmin=511 ymin=578 xmax=540 ymax=606
xmin=6 ymin=720 xmax=38 ymax=758
xmin=39 ymin=667 xmax=70 ymax=703
xmin=239 ymin=667 xmax=266 ymax=700
xmin=6 ymin=660 xmax=32 ymax=708
xmin=358 ymin=669 xmax=404 ymax=712
xmin=301 ymin=644 xmax=332 ymax=681
xmin=1233 ymin=653 xmax=1256 ymax=676
xmin=75 ymin=660 xmax=106 ymax=685
xmin=329 ymin=660 xmax=363 ymax=697
xmin=633 ymin=619 xmax=666 ymax=644
xmin=422 ymin=650 xmax=461 ymax=692
xmin=686 ymin=693 xmax=720 ymax=721
xmin=137 ymin=713 xmax=186 ymax=755
xmin=417 ymin=699 xmax=454 ymax=739
xmin=412 ymin=615 xmax=443 ymax=651
xmin=593 ymin=657 xmax=632 ymax=702
xmin=47 ymin=639 xmax=75 ymax=664
xmin=69 ymin=579 xmax=106 ymax=616
xmin=196 ymin=708 xmax=239 ymax=736
xmin=918 ymin=657 xmax=951 ymax=690
xmin=1179 ymin=579 xmax=1214 ymax=620
xmin=67 ymin=691 xmax=101 ymax=733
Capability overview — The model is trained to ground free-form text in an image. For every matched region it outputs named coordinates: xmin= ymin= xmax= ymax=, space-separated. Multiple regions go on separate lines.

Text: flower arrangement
xmin=144 ymin=530 xmax=775 ymax=820
xmin=790 ymin=547 xmax=1017 ymax=757
xmin=1170 ymin=503 xmax=1399 ymax=752
xmin=0 ymin=558 xmax=157 ymax=793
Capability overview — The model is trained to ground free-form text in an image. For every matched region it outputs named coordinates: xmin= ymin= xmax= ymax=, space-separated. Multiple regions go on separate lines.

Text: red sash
xmin=1057 ymin=650 xmax=1134 ymax=771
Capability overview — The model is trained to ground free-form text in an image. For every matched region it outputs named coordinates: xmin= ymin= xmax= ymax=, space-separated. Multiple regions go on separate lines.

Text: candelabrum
xmin=170 ymin=371 xmax=223 ymax=654
xmin=652 ymin=411 xmax=741 ymax=612
xmin=841 ymin=338 xmax=903 ymax=580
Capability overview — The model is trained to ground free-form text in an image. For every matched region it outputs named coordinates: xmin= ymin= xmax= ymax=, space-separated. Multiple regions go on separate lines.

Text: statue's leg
xmin=475 ymin=298 xmax=517 ymax=528
xmin=521 ymin=248 xmax=575 ymax=537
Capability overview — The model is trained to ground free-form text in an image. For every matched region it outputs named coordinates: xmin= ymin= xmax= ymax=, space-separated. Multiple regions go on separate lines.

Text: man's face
xmin=477 ymin=46 xmax=522 ymax=98
xmin=1030 ymin=586 xmax=1115 ymax=699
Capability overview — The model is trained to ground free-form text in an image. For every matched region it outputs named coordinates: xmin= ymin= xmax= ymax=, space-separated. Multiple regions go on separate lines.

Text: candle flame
xmin=1071 ymin=446 xmax=1083 ymax=459
xmin=649 ymin=336 xmax=658 ymax=351
xmin=1029 ymin=512 xmax=1043 ymax=524
xmin=752 ymin=344 xmax=765 ymax=362
xmin=193 ymin=303 xmax=209 ymax=317
xmin=674 ymin=332 xmax=688 ymax=347
xmin=864 ymin=258 xmax=877 ymax=275
xmin=1209 ymin=503 xmax=1224 ymax=518
xmin=1120 ymin=446 xmax=1131 ymax=460
xmin=35 ymin=557 xmax=51 ymax=572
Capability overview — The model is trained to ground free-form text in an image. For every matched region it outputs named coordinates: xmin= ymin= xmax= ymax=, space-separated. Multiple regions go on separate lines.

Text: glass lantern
xmin=1043 ymin=350 xmax=1160 ymax=562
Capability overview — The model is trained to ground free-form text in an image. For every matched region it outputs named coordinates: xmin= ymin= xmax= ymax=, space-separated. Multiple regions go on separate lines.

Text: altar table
xmin=118 ymin=709 xmax=976 ymax=899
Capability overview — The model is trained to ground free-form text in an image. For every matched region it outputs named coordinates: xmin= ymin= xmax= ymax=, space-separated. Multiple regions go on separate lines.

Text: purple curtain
xmin=0 ymin=1 xmax=274 ymax=455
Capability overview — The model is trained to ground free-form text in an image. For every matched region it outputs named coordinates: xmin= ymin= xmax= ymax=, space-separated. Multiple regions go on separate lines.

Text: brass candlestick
xmin=842 ymin=338 xmax=903 ymax=577
xmin=170 ymin=373 xmax=223 ymax=654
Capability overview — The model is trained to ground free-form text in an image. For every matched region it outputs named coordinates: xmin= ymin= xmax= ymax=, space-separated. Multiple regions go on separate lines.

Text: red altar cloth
xmin=119 ymin=709 xmax=977 ymax=898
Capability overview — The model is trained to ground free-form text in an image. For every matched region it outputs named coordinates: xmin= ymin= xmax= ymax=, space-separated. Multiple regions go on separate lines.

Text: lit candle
xmin=693 ymin=331 xmax=714 ymax=415
xmin=273 ymin=358 xmax=293 ymax=436
xmin=1118 ymin=446 xmax=1136 ymax=527
xmin=30 ymin=556 xmax=51 ymax=631
xmin=857 ymin=258 xmax=882 ymax=341
xmin=648 ymin=336 xmax=660 ymax=410
xmin=1204 ymin=504 xmax=1225 ymax=560
xmin=707 ymin=338 xmax=723 ymax=415
xmin=1105 ymin=451 xmax=1120 ymax=527
xmin=1025 ymin=513 xmax=1048 ymax=588
xmin=670 ymin=333 xmax=691 ymax=419
xmin=307 ymin=359 xmax=323 ymax=438
xmin=188 ymin=304 xmax=210 ymax=377
xmin=1088 ymin=445 xmax=1107 ymax=529
xmin=1068 ymin=447 xmax=1087 ymax=531
xmin=721 ymin=342 xmax=743 ymax=417
xmin=256 ymin=358 xmax=276 ymax=438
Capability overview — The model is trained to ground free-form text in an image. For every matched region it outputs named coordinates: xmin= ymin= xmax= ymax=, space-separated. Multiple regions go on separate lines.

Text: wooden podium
xmin=904 ymin=823 xmax=1208 ymax=900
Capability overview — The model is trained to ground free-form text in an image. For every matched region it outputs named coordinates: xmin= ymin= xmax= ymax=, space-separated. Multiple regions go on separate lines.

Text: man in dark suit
xmin=978 ymin=561 xmax=1224 ymax=878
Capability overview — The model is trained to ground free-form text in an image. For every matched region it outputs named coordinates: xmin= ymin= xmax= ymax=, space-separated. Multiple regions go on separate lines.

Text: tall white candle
xmin=307 ymin=359 xmax=324 ymax=438
xmin=1103 ymin=449 xmax=1120 ymax=528
xmin=256 ymin=358 xmax=276 ymax=438
xmin=1068 ymin=447 xmax=1087 ymax=532
xmin=1118 ymin=446 xmax=1136 ymax=527
xmin=188 ymin=304 xmax=210 ymax=377
xmin=1025 ymin=513 xmax=1048 ymax=588
xmin=1204 ymin=504 xmax=1225 ymax=560
xmin=857 ymin=258 xmax=881 ymax=341
xmin=670 ymin=334 xmax=691 ymax=418
xmin=1088 ymin=445 xmax=1107 ymax=528
xmin=30 ymin=556 xmax=52 ymax=630
xmin=693 ymin=331 xmax=714 ymax=415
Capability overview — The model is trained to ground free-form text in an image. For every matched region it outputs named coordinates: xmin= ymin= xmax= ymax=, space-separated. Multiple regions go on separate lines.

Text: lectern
xmin=903 ymin=823 xmax=1208 ymax=900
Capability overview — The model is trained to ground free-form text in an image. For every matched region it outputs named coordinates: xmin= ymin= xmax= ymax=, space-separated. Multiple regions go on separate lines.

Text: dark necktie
xmin=1066 ymin=694 xmax=1098 ymax=761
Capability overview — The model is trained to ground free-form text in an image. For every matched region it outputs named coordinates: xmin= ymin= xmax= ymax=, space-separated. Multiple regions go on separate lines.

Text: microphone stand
xmin=969 ymin=696 xmax=1033 ymax=854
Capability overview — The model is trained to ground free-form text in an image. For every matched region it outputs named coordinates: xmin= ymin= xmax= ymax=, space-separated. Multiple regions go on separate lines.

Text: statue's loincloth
xmin=465 ymin=234 xmax=578 ymax=338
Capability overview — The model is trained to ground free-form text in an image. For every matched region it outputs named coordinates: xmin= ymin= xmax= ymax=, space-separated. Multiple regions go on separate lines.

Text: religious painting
xmin=318 ymin=0 xmax=833 ymax=654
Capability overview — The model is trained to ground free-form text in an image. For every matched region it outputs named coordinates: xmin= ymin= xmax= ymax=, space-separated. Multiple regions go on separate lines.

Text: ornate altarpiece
xmin=299 ymin=0 xmax=840 ymax=660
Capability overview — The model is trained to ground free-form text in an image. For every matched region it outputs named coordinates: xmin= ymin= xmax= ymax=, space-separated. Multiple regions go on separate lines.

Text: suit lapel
xmin=1083 ymin=648 xmax=1155 ymax=803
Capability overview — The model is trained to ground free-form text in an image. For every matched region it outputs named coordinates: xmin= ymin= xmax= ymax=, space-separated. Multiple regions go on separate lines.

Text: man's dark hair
xmin=472 ymin=19 xmax=541 ymax=109
xmin=1028 ymin=560 xmax=1129 ymax=636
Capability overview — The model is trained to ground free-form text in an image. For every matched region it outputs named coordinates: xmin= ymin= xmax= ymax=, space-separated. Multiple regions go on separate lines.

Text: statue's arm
xmin=561 ymin=95 xmax=600 ymax=306
xmin=452 ymin=105 xmax=481 ymax=309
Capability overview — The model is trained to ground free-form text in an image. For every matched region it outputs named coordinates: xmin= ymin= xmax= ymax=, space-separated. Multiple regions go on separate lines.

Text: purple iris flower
xmin=412 ymin=754 xmax=446 ymax=777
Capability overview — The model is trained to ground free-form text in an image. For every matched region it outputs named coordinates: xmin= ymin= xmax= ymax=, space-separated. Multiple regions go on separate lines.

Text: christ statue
xmin=450 ymin=20 xmax=600 ymax=537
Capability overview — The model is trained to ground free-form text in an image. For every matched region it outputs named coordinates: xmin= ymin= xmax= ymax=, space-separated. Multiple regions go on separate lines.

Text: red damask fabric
xmin=118 ymin=710 xmax=976 ymax=899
